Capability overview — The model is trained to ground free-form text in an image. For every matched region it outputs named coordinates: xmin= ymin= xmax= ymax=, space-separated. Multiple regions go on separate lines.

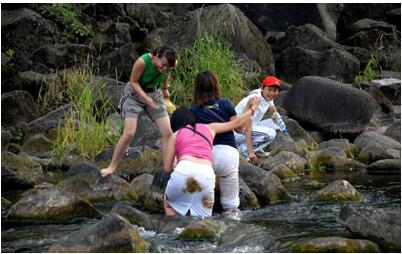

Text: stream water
xmin=1 ymin=170 xmax=400 ymax=252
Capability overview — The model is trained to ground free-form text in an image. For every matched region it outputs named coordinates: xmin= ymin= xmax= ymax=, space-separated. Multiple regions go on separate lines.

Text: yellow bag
xmin=164 ymin=98 xmax=177 ymax=113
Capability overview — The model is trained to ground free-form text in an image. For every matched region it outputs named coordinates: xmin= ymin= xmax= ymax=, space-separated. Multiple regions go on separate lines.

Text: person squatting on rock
xmin=163 ymin=96 xmax=260 ymax=217
xmin=101 ymin=45 xmax=177 ymax=177
xmin=190 ymin=71 xmax=243 ymax=213
xmin=234 ymin=76 xmax=285 ymax=163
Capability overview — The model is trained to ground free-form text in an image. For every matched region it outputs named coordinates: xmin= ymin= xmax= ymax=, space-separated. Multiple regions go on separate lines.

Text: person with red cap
xmin=234 ymin=75 xmax=285 ymax=163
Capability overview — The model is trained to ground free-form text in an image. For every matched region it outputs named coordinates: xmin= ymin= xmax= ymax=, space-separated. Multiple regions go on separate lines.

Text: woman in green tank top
xmin=101 ymin=45 xmax=177 ymax=177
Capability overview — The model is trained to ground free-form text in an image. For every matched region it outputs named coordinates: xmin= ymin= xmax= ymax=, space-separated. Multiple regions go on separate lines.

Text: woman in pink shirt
xmin=163 ymin=83 xmax=259 ymax=217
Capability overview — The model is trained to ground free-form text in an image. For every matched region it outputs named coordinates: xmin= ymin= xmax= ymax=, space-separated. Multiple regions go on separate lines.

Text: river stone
xmin=27 ymin=104 xmax=71 ymax=137
xmin=260 ymin=151 xmax=306 ymax=174
xmin=339 ymin=205 xmax=401 ymax=251
xmin=270 ymin=138 xmax=308 ymax=158
xmin=239 ymin=177 xmax=260 ymax=209
xmin=239 ymin=164 xmax=291 ymax=204
xmin=286 ymin=118 xmax=315 ymax=143
xmin=354 ymin=131 xmax=401 ymax=150
xmin=129 ymin=173 xmax=154 ymax=200
xmin=48 ymin=214 xmax=149 ymax=252
xmin=6 ymin=188 xmax=101 ymax=221
xmin=67 ymin=161 xmax=100 ymax=177
xmin=20 ymin=133 xmax=52 ymax=158
xmin=384 ymin=121 xmax=401 ymax=142
xmin=271 ymin=164 xmax=298 ymax=181
xmin=283 ymin=76 xmax=376 ymax=134
xmin=1 ymin=152 xmax=43 ymax=190
xmin=110 ymin=202 xmax=158 ymax=231
xmin=366 ymin=159 xmax=401 ymax=174
xmin=179 ymin=219 xmax=222 ymax=240
xmin=317 ymin=139 xmax=353 ymax=157
xmin=357 ymin=144 xmax=400 ymax=164
xmin=291 ymin=237 xmax=381 ymax=252
xmin=57 ymin=172 xmax=137 ymax=202
xmin=316 ymin=179 xmax=361 ymax=201
xmin=307 ymin=148 xmax=366 ymax=171
xmin=143 ymin=168 xmax=170 ymax=212
xmin=129 ymin=112 xmax=161 ymax=149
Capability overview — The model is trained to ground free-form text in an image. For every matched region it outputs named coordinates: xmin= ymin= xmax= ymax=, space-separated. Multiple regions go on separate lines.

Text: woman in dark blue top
xmin=190 ymin=71 xmax=242 ymax=212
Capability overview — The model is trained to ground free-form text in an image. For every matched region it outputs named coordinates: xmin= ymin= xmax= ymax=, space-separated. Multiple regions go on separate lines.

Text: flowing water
xmin=1 ymin=170 xmax=400 ymax=252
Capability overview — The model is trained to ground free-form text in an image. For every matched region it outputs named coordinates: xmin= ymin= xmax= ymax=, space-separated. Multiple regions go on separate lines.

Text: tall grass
xmin=43 ymin=66 xmax=118 ymax=165
xmin=170 ymin=28 xmax=247 ymax=107
xmin=353 ymin=55 xmax=381 ymax=84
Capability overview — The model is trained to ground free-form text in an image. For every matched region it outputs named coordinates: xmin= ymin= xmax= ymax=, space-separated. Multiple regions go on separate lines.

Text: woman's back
xmin=175 ymin=123 xmax=213 ymax=161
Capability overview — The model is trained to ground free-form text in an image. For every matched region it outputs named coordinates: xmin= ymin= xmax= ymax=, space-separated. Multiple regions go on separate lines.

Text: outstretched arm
xmin=163 ymin=132 xmax=176 ymax=173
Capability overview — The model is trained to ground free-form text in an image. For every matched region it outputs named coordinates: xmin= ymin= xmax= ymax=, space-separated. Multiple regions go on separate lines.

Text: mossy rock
xmin=303 ymin=180 xmax=326 ymax=190
xmin=291 ymin=237 xmax=381 ymax=252
xmin=271 ymin=164 xmax=299 ymax=181
xmin=316 ymin=180 xmax=361 ymax=201
xmin=20 ymin=133 xmax=52 ymax=158
xmin=179 ymin=219 xmax=221 ymax=240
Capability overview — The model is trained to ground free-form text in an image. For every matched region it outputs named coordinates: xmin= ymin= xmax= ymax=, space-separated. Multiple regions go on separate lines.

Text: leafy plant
xmin=170 ymin=27 xmax=247 ymax=107
xmin=41 ymin=3 xmax=91 ymax=39
xmin=5 ymin=48 xmax=15 ymax=59
xmin=353 ymin=55 xmax=381 ymax=84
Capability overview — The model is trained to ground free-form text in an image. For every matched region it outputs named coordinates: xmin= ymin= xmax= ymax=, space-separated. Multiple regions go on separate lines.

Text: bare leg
xmin=164 ymin=199 xmax=178 ymax=216
xmin=154 ymin=116 xmax=173 ymax=166
xmin=100 ymin=118 xmax=138 ymax=177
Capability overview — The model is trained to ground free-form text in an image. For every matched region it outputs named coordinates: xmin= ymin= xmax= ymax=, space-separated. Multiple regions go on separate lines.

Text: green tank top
xmin=138 ymin=53 xmax=169 ymax=89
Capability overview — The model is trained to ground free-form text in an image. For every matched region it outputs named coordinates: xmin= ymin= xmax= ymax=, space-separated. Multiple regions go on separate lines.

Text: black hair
xmin=170 ymin=107 xmax=196 ymax=132
xmin=152 ymin=44 xmax=177 ymax=67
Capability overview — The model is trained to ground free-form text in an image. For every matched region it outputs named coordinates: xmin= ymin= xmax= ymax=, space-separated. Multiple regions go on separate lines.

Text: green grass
xmin=44 ymin=66 xmax=118 ymax=165
xmin=170 ymin=28 xmax=247 ymax=107
xmin=353 ymin=55 xmax=381 ymax=84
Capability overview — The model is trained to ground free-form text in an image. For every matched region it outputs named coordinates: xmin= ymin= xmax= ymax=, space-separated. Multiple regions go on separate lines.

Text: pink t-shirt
xmin=175 ymin=124 xmax=213 ymax=161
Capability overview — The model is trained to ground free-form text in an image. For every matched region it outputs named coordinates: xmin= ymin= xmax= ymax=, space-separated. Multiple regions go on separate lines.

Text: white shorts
xmin=165 ymin=160 xmax=215 ymax=217
xmin=212 ymin=145 xmax=240 ymax=209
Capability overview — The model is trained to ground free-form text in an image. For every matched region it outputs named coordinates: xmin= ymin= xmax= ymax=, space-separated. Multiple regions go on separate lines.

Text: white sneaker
xmin=255 ymin=149 xmax=270 ymax=158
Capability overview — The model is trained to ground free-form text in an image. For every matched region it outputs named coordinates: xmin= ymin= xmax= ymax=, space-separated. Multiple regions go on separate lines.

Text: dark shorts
xmin=119 ymin=83 xmax=168 ymax=121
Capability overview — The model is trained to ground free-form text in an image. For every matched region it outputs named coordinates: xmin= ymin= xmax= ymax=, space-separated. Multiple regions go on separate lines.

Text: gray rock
xmin=239 ymin=164 xmax=291 ymax=204
xmin=179 ymin=219 xmax=222 ymax=240
xmin=384 ymin=121 xmax=401 ymax=142
xmin=48 ymin=213 xmax=149 ymax=252
xmin=260 ymin=151 xmax=306 ymax=174
xmin=286 ymin=118 xmax=315 ymax=143
xmin=130 ymin=173 xmax=154 ymax=200
xmin=20 ymin=134 xmax=52 ymax=158
xmin=366 ymin=159 xmax=401 ymax=174
xmin=27 ymin=104 xmax=71 ymax=137
xmin=315 ymin=179 xmax=361 ymax=201
xmin=283 ymin=76 xmax=376 ymax=134
xmin=7 ymin=188 xmax=101 ymax=221
xmin=239 ymin=177 xmax=260 ymax=209
xmin=292 ymin=237 xmax=381 ymax=252
xmin=1 ymin=152 xmax=43 ymax=190
xmin=1 ymin=90 xmax=40 ymax=128
xmin=110 ymin=202 xmax=158 ymax=230
xmin=339 ymin=205 xmax=401 ymax=251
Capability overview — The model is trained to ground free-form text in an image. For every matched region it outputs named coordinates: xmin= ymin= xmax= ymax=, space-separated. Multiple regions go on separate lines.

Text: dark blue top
xmin=190 ymin=98 xmax=237 ymax=149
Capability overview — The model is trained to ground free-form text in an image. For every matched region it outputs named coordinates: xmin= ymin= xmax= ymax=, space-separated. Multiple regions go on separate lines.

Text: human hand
xmin=249 ymin=153 xmax=258 ymax=164
xmin=272 ymin=112 xmax=280 ymax=121
xmin=145 ymin=97 xmax=159 ymax=109
xmin=100 ymin=167 xmax=115 ymax=177
xmin=246 ymin=96 xmax=260 ymax=113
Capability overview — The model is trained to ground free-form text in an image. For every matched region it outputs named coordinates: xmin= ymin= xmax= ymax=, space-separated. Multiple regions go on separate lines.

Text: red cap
xmin=261 ymin=76 xmax=280 ymax=88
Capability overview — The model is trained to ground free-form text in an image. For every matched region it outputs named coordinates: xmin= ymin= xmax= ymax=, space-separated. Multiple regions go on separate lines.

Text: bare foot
xmin=100 ymin=167 xmax=115 ymax=177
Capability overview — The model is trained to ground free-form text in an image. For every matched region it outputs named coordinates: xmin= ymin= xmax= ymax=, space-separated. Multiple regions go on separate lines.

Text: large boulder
xmin=48 ymin=214 xmax=149 ymax=252
xmin=315 ymin=179 xmax=361 ymax=201
xmin=354 ymin=131 xmax=400 ymax=163
xmin=366 ymin=159 xmax=401 ymax=174
xmin=1 ymin=90 xmax=40 ymax=128
xmin=339 ymin=205 xmax=401 ymax=251
xmin=146 ymin=3 xmax=274 ymax=73
xmin=239 ymin=164 xmax=291 ymax=204
xmin=276 ymin=47 xmax=360 ymax=83
xmin=1 ymin=152 xmax=44 ymax=190
xmin=6 ymin=188 xmax=101 ymax=221
xmin=1 ymin=8 xmax=59 ymax=54
xmin=283 ymin=76 xmax=376 ymax=134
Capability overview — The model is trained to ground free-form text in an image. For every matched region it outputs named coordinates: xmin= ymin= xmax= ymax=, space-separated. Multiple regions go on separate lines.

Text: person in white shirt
xmin=234 ymin=76 xmax=284 ymax=163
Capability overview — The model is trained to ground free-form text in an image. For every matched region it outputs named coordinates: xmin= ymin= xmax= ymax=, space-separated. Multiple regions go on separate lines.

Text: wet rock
xmin=57 ymin=172 xmax=137 ymax=202
xmin=1 ymin=152 xmax=43 ymax=190
xmin=20 ymin=134 xmax=52 ymax=158
xmin=67 ymin=161 xmax=100 ymax=177
xmin=315 ymin=179 xmax=361 ymax=201
xmin=384 ymin=121 xmax=401 ymax=142
xmin=339 ymin=205 xmax=401 ymax=251
xmin=355 ymin=131 xmax=401 ymax=151
xmin=260 ymin=151 xmax=306 ymax=174
xmin=317 ymin=139 xmax=353 ymax=157
xmin=283 ymin=76 xmax=376 ymax=134
xmin=110 ymin=202 xmax=158 ymax=231
xmin=357 ymin=143 xmax=400 ymax=164
xmin=6 ymin=188 xmax=101 ymax=221
xmin=286 ymin=118 xmax=315 ymax=143
xmin=307 ymin=147 xmax=366 ymax=171
xmin=239 ymin=177 xmax=260 ymax=209
xmin=303 ymin=180 xmax=326 ymax=190
xmin=143 ymin=168 xmax=170 ymax=212
xmin=291 ymin=237 xmax=380 ymax=252
xmin=48 ymin=213 xmax=149 ymax=252
xmin=239 ymin=164 xmax=291 ymax=204
xmin=366 ymin=159 xmax=401 ymax=174
xmin=271 ymin=164 xmax=298 ymax=181
xmin=179 ymin=219 xmax=221 ymax=240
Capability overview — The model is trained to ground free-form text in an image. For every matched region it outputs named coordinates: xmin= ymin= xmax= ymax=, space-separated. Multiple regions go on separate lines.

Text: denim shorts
xmin=119 ymin=83 xmax=168 ymax=121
